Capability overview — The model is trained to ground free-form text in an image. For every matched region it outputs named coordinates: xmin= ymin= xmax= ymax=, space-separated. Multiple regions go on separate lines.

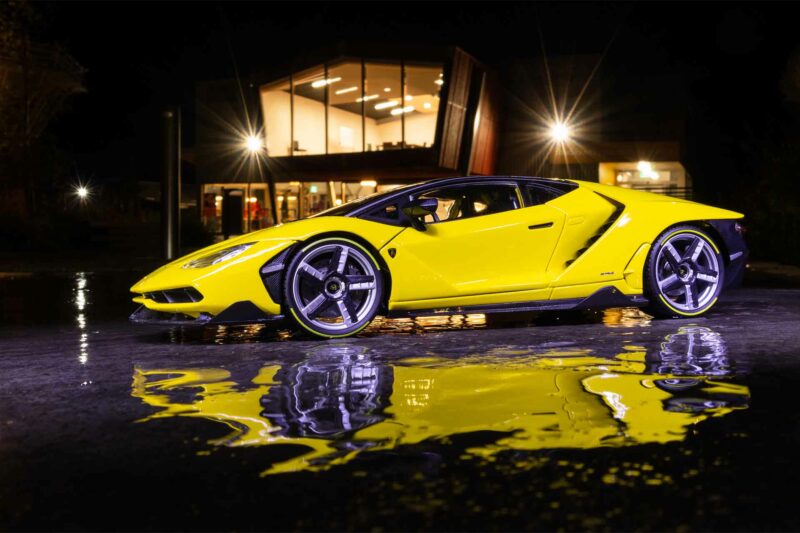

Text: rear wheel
xmin=644 ymin=226 xmax=725 ymax=318
xmin=284 ymin=238 xmax=383 ymax=338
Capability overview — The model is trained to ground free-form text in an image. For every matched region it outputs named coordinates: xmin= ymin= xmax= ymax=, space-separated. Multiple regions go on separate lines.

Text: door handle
xmin=528 ymin=222 xmax=554 ymax=230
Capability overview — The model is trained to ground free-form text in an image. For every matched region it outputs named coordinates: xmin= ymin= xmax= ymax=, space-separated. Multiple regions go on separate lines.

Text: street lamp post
xmin=162 ymin=106 xmax=181 ymax=260
xmin=244 ymin=135 xmax=261 ymax=233
xmin=243 ymin=133 xmax=278 ymax=228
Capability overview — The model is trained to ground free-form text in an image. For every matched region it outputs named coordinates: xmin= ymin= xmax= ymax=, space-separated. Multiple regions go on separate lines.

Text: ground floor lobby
xmin=200 ymin=179 xmax=407 ymax=236
xmin=200 ymin=157 xmax=691 ymax=237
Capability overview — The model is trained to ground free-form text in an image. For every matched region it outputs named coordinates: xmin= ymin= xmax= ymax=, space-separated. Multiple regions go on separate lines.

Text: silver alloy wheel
xmin=291 ymin=243 xmax=379 ymax=332
xmin=655 ymin=232 xmax=721 ymax=313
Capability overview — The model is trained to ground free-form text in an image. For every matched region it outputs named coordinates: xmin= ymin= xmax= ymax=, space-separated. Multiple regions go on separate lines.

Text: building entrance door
xmin=221 ymin=189 xmax=244 ymax=238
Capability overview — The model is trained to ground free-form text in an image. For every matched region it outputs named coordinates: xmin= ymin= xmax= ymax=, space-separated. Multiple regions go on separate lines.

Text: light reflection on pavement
xmin=2 ymin=272 xmax=799 ymax=531
xmin=132 ymin=325 xmax=748 ymax=476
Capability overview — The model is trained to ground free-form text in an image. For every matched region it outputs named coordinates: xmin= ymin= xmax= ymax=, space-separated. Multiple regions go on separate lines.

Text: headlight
xmin=182 ymin=243 xmax=256 ymax=269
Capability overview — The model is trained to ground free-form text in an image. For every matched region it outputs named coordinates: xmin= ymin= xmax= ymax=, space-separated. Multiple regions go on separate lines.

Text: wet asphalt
xmin=1 ymin=272 xmax=800 ymax=531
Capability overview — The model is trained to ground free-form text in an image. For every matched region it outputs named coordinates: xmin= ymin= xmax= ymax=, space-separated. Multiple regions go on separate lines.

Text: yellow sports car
xmin=130 ymin=176 xmax=748 ymax=338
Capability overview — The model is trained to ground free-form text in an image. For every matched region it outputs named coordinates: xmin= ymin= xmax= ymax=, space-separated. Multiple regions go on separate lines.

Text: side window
xmin=524 ymin=183 xmax=572 ymax=206
xmin=364 ymin=202 xmax=401 ymax=224
xmin=418 ymin=189 xmax=461 ymax=223
xmin=418 ymin=184 xmax=521 ymax=224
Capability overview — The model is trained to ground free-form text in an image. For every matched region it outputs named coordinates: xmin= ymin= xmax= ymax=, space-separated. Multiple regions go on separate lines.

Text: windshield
xmin=309 ymin=182 xmax=421 ymax=218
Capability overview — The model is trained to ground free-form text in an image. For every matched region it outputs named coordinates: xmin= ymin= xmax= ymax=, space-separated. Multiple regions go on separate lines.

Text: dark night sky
xmin=35 ymin=2 xmax=800 ymax=189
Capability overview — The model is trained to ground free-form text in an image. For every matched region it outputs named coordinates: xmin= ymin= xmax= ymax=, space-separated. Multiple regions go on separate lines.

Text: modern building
xmin=195 ymin=43 xmax=689 ymax=237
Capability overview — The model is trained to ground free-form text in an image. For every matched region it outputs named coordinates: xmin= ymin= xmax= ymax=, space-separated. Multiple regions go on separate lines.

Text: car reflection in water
xmin=131 ymin=326 xmax=749 ymax=475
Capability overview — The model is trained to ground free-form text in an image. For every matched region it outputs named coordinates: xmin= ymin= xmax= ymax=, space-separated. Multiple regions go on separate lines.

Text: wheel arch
xmin=688 ymin=221 xmax=730 ymax=266
xmin=658 ymin=221 xmax=730 ymax=267
xmin=645 ymin=221 xmax=729 ymax=274
xmin=284 ymin=231 xmax=394 ymax=314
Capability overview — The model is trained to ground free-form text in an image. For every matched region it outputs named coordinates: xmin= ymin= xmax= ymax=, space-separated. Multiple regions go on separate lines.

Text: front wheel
xmin=644 ymin=226 xmax=725 ymax=318
xmin=284 ymin=238 xmax=383 ymax=338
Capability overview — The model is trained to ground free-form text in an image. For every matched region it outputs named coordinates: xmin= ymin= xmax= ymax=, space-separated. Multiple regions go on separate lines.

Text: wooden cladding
xmin=438 ymin=47 xmax=500 ymax=176
xmin=468 ymin=73 xmax=500 ymax=176
xmin=438 ymin=48 xmax=473 ymax=170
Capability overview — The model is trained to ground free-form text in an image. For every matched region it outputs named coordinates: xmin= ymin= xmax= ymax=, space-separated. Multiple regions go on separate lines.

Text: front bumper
xmin=129 ymin=301 xmax=286 ymax=327
xmin=130 ymin=240 xmax=297 ymax=319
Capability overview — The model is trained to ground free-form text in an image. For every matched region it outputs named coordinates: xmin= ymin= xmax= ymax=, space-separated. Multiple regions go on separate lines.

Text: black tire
xmin=644 ymin=225 xmax=725 ymax=318
xmin=283 ymin=237 xmax=384 ymax=338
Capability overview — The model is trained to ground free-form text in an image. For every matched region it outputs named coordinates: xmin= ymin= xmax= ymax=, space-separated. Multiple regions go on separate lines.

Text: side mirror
xmin=401 ymin=198 xmax=438 ymax=232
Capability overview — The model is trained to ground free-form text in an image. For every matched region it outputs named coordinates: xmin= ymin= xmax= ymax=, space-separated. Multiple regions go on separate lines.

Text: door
xmin=222 ymin=189 xmax=244 ymax=238
xmin=387 ymin=182 xmax=565 ymax=303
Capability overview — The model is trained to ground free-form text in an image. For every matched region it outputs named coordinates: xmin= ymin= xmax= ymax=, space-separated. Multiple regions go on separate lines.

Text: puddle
xmin=132 ymin=325 xmax=748 ymax=476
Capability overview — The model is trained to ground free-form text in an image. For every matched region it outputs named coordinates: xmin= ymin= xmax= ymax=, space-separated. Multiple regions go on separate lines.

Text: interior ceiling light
xmin=356 ymin=94 xmax=379 ymax=102
xmin=311 ymin=77 xmax=342 ymax=88
xmin=637 ymin=161 xmax=659 ymax=179
xmin=390 ymin=105 xmax=415 ymax=116
xmin=374 ymin=101 xmax=399 ymax=110
xmin=335 ymin=86 xmax=358 ymax=95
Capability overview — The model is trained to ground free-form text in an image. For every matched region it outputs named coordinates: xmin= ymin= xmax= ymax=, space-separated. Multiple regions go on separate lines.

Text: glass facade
xmin=403 ymin=64 xmax=443 ymax=148
xmin=598 ymin=161 xmax=689 ymax=198
xmin=292 ymin=66 xmax=327 ymax=155
xmin=203 ymin=58 xmax=445 ymax=237
xmin=260 ymin=78 xmax=292 ymax=156
xmin=327 ymin=61 xmax=363 ymax=153
xmin=201 ymin=183 xmax=274 ymax=237
xmin=201 ymin=181 xmax=404 ymax=235
xmin=365 ymin=62 xmax=403 ymax=150
xmin=261 ymin=59 xmax=443 ymax=157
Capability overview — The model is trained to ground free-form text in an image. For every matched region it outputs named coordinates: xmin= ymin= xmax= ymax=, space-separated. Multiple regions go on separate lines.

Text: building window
xmin=327 ymin=61 xmax=363 ymax=154
xmin=260 ymin=59 xmax=443 ymax=157
xmin=275 ymin=182 xmax=301 ymax=223
xmin=247 ymin=187 xmax=271 ymax=231
xmin=364 ymin=62 xmax=403 ymax=151
xmin=201 ymin=183 xmax=275 ymax=236
xmin=292 ymin=66 xmax=327 ymax=155
xmin=403 ymin=64 xmax=443 ymax=148
xmin=261 ymin=78 xmax=292 ymax=156
xmin=598 ymin=161 xmax=689 ymax=198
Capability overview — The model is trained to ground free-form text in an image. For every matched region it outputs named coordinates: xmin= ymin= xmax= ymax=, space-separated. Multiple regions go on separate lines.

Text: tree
xmin=0 ymin=1 xmax=85 ymax=214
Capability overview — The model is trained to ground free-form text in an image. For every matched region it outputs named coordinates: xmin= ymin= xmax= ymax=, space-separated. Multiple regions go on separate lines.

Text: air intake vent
xmin=565 ymin=193 xmax=625 ymax=267
xmin=144 ymin=287 xmax=203 ymax=304
xmin=260 ymin=245 xmax=296 ymax=304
